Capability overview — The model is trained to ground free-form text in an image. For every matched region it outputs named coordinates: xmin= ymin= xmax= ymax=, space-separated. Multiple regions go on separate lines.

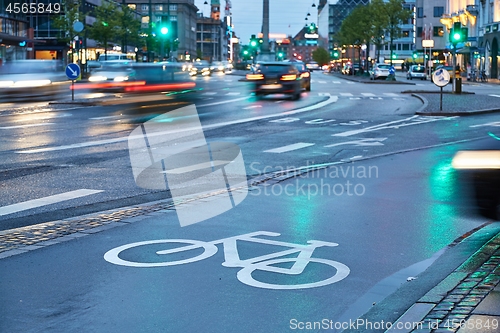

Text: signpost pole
xmin=72 ymin=80 xmax=75 ymax=101
xmin=440 ymin=86 xmax=443 ymax=111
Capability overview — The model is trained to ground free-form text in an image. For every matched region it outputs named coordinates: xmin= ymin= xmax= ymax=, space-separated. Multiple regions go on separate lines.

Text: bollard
xmin=455 ymin=77 xmax=462 ymax=94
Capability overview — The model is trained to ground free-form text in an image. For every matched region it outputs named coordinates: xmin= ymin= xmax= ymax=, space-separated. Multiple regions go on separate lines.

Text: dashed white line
xmin=383 ymin=93 xmax=399 ymax=97
xmin=0 ymin=189 xmax=104 ymax=216
xmin=264 ymin=142 xmax=315 ymax=153
xmin=361 ymin=93 xmax=376 ymax=97
xmin=489 ymin=94 xmax=500 ymax=98
xmin=340 ymin=93 xmax=354 ymax=96
xmin=225 ymin=92 xmax=241 ymax=96
xmin=332 ymin=81 xmax=341 ymax=84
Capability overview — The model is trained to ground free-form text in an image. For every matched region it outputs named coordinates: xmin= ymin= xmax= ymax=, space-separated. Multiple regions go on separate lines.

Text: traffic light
xmin=19 ymin=41 xmax=26 ymax=47
xmin=392 ymin=53 xmax=397 ymax=60
xmin=308 ymin=23 xmax=317 ymax=34
xmin=450 ymin=22 xmax=467 ymax=44
xmin=160 ymin=26 xmax=168 ymax=35
xmin=474 ymin=51 xmax=480 ymax=59
xmin=332 ymin=49 xmax=339 ymax=59
xmin=250 ymin=34 xmax=258 ymax=47
xmin=412 ymin=51 xmax=418 ymax=59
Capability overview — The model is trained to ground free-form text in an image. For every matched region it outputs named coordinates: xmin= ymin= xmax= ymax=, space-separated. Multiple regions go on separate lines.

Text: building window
xmin=128 ymin=4 xmax=136 ymax=10
xmin=417 ymin=7 xmax=423 ymax=18
xmin=170 ymin=15 xmax=177 ymax=21
xmin=416 ymin=26 xmax=423 ymax=37
xmin=433 ymin=7 xmax=444 ymax=17
xmin=169 ymin=4 xmax=177 ymax=11
xmin=141 ymin=4 xmax=148 ymax=11
xmin=433 ymin=26 xmax=444 ymax=37
xmin=402 ymin=30 xmax=410 ymax=37
xmin=402 ymin=44 xmax=410 ymax=50
xmin=155 ymin=5 xmax=163 ymax=11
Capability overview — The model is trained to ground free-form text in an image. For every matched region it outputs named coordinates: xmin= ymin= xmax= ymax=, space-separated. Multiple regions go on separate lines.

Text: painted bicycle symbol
xmin=104 ymin=231 xmax=350 ymax=290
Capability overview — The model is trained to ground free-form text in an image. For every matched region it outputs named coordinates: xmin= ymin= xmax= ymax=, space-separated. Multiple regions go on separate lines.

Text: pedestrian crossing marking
xmin=340 ymin=93 xmax=353 ymax=96
xmin=383 ymin=93 xmax=399 ymax=97
xmin=361 ymin=93 xmax=376 ymax=97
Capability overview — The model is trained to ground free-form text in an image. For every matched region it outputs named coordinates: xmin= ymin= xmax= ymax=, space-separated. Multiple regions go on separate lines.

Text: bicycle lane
xmin=0 ymin=145 xmax=490 ymax=333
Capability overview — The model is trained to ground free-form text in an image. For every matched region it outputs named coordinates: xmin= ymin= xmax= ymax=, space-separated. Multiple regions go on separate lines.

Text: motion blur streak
xmin=70 ymin=81 xmax=147 ymax=90
xmin=124 ymin=82 xmax=196 ymax=93
xmin=452 ymin=151 xmax=500 ymax=169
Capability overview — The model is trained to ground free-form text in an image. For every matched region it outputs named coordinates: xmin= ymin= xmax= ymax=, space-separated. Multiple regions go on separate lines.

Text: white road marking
xmin=0 ymin=189 xmax=104 ymax=216
xmin=332 ymin=81 xmax=341 ymax=84
xmin=305 ymin=118 xmax=336 ymax=124
xmin=489 ymin=94 xmax=500 ymax=98
xmin=0 ymin=123 xmax=54 ymax=129
xmin=346 ymin=82 xmax=355 ymax=84
xmin=470 ymin=121 xmax=500 ymax=128
xmin=324 ymin=138 xmax=387 ymax=148
xmin=17 ymin=96 xmax=338 ymax=154
xmin=340 ymin=120 xmax=368 ymax=126
xmin=317 ymin=80 xmax=327 ymax=84
xmin=264 ymin=142 xmax=315 ymax=153
xmin=243 ymin=105 xmax=262 ymax=109
xmin=225 ymin=92 xmax=241 ymax=96
xmin=383 ymin=93 xmax=399 ymax=97
xmin=369 ymin=97 xmax=383 ymax=100
xmin=334 ymin=115 xmax=450 ymax=137
xmin=202 ymin=92 xmax=217 ymax=95
xmin=90 ymin=115 xmax=123 ymax=120
xmin=340 ymin=93 xmax=353 ymax=96
xmin=197 ymin=96 xmax=248 ymax=107
xmin=349 ymin=97 xmax=361 ymax=100
xmin=361 ymin=93 xmax=376 ymax=97
xmin=269 ymin=117 xmax=300 ymax=123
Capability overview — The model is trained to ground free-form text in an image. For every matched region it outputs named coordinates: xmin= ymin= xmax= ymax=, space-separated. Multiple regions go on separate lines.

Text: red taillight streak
xmin=124 ymin=82 xmax=196 ymax=92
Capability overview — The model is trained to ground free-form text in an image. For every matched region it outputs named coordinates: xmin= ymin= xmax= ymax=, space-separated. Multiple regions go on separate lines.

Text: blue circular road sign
xmin=66 ymin=63 xmax=81 ymax=80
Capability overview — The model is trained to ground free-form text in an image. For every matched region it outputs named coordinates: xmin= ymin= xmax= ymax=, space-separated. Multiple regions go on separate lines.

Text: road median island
xmin=408 ymin=92 xmax=500 ymax=116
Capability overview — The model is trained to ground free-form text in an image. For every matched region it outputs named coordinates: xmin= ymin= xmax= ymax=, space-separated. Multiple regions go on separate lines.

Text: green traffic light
xmin=102 ymin=21 xmax=108 ymax=26
xmin=243 ymin=50 xmax=249 ymax=55
xmin=392 ymin=53 xmax=397 ymax=59
xmin=412 ymin=53 xmax=417 ymax=59
xmin=161 ymin=27 xmax=168 ymax=35
xmin=250 ymin=41 xmax=257 ymax=47
xmin=453 ymin=32 xmax=461 ymax=41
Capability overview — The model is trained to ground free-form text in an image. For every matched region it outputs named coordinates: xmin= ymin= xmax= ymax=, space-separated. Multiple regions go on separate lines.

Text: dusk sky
xmin=194 ymin=0 xmax=318 ymax=43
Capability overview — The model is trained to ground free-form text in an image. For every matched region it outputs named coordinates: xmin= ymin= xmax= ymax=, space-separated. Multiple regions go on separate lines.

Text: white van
xmin=98 ymin=53 xmax=129 ymax=62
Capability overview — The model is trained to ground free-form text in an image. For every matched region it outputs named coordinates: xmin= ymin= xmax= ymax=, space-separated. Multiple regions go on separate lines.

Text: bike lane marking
xmin=0 ymin=189 xmax=103 ymax=216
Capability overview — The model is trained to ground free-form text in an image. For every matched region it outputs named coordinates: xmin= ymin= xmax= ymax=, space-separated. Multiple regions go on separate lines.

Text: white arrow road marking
xmin=324 ymin=138 xmax=387 ymax=148
xmin=0 ymin=189 xmax=103 ymax=216
xmin=334 ymin=115 xmax=452 ymax=137
xmin=269 ymin=117 xmax=300 ymax=123
xmin=264 ymin=142 xmax=315 ymax=153
xmin=340 ymin=120 xmax=368 ymax=126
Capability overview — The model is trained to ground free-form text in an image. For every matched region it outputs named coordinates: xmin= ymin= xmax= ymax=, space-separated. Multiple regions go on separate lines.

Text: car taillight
xmin=246 ymin=74 xmax=264 ymax=80
xmin=300 ymin=72 xmax=310 ymax=78
xmin=280 ymin=74 xmax=297 ymax=81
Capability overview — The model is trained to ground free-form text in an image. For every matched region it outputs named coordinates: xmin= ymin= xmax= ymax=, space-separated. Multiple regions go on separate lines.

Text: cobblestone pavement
xmin=415 ymin=93 xmax=500 ymax=114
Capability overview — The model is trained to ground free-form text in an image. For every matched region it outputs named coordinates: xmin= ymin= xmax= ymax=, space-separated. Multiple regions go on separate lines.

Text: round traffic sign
xmin=432 ymin=68 xmax=450 ymax=87
xmin=73 ymin=21 xmax=84 ymax=33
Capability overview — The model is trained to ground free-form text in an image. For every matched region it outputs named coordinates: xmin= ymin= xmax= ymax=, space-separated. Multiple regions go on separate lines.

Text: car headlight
xmin=0 ymin=81 xmax=15 ymax=87
xmin=114 ymin=76 xmax=129 ymax=82
xmin=203 ymin=67 xmax=209 ymax=71
xmin=89 ymin=76 xmax=107 ymax=82
xmin=218 ymin=66 xmax=224 ymax=70
xmin=452 ymin=151 xmax=500 ymax=169
xmin=13 ymin=80 xmax=51 ymax=87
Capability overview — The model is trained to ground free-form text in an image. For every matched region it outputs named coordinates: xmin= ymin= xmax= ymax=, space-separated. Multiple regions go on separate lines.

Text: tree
xmin=52 ymin=0 xmax=81 ymax=45
xmin=383 ymin=0 xmax=412 ymax=65
xmin=117 ymin=4 xmax=142 ymax=53
xmin=369 ymin=0 xmax=389 ymax=63
xmin=87 ymin=2 xmax=119 ymax=59
xmin=312 ymin=47 xmax=330 ymax=66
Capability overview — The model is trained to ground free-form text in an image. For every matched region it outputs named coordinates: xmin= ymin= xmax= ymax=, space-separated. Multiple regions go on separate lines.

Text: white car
xmin=0 ymin=60 xmax=68 ymax=100
xmin=406 ymin=65 xmax=426 ymax=80
xmin=370 ymin=63 xmax=391 ymax=80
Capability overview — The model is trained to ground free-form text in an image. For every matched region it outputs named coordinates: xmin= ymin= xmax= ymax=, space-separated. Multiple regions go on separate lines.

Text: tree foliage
xmin=52 ymin=0 xmax=82 ymax=44
xmin=312 ymin=47 xmax=330 ymax=66
xmin=338 ymin=0 xmax=412 ymax=64
xmin=117 ymin=4 xmax=142 ymax=51
xmin=87 ymin=2 xmax=119 ymax=57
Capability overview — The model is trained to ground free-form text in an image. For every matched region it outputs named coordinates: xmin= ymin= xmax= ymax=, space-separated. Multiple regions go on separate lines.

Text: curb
xmin=385 ymin=230 xmax=500 ymax=333
xmin=402 ymin=90 xmax=475 ymax=95
xmin=412 ymin=93 xmax=429 ymax=114
xmin=410 ymin=93 xmax=500 ymax=116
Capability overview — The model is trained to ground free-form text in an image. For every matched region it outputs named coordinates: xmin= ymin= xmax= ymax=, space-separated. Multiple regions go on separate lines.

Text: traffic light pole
xmin=452 ymin=45 xmax=456 ymax=93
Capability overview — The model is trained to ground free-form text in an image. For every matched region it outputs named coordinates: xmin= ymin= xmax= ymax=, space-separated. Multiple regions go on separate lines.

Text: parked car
xmin=284 ymin=60 xmax=311 ymax=91
xmin=210 ymin=61 xmax=226 ymax=73
xmin=342 ymin=63 xmax=362 ymax=75
xmin=370 ymin=63 xmax=391 ymax=80
xmin=306 ymin=62 xmax=320 ymax=71
xmin=406 ymin=65 xmax=427 ymax=80
xmin=246 ymin=62 xmax=302 ymax=100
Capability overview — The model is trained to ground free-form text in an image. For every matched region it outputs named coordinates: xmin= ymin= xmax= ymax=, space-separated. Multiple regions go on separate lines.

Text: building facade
xmin=415 ymin=0 xmax=448 ymax=66
xmin=0 ymin=1 xmax=30 ymax=62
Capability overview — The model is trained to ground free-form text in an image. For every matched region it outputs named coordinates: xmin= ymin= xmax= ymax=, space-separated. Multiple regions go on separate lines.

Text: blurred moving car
xmin=306 ymin=62 xmax=319 ymax=71
xmin=87 ymin=61 xmax=137 ymax=91
xmin=406 ymin=65 xmax=427 ymax=80
xmin=98 ymin=53 xmax=129 ymax=62
xmin=210 ymin=61 xmax=226 ymax=74
xmin=0 ymin=59 xmax=68 ymax=100
xmin=189 ymin=60 xmax=211 ymax=76
xmin=76 ymin=62 xmax=194 ymax=93
xmin=246 ymin=62 xmax=302 ymax=100
xmin=284 ymin=60 xmax=311 ymax=91
xmin=452 ymin=135 xmax=500 ymax=220
xmin=222 ymin=61 xmax=233 ymax=72
xmin=370 ymin=63 xmax=391 ymax=80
